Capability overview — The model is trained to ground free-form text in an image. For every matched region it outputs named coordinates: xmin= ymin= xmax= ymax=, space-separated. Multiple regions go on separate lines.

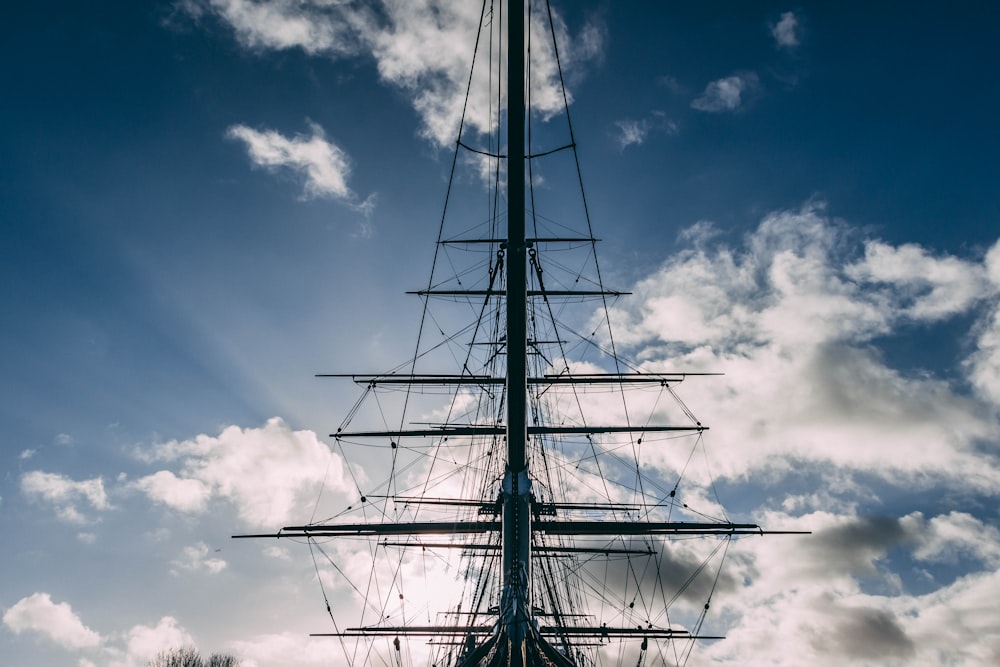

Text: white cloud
xmin=2 ymin=598 xmax=205 ymax=667
xmin=203 ymin=0 xmax=366 ymax=55
xmin=133 ymin=470 xmax=211 ymax=513
xmin=133 ymin=417 xmax=353 ymax=528
xmin=2 ymin=593 xmax=102 ymax=650
xmin=613 ymin=113 xmax=678 ymax=150
xmin=228 ymin=631 xmax=353 ymax=667
xmin=907 ymin=511 xmax=1000 ymax=567
xmin=21 ymin=471 xmax=111 ymax=524
xmin=695 ymin=510 xmax=1000 ymax=666
xmin=846 ymin=241 xmax=990 ymax=320
xmin=262 ymin=545 xmax=292 ymax=561
xmin=614 ymin=118 xmax=650 ymax=150
xmin=607 ymin=203 xmax=1000 ymax=487
xmin=966 ymin=288 xmax=1000 ymax=404
xmin=113 ymin=617 xmax=195 ymax=667
xmin=691 ymin=73 xmax=760 ymax=113
xmin=770 ymin=11 xmax=800 ymax=48
xmin=170 ymin=542 xmax=228 ymax=575
xmin=188 ymin=0 xmax=601 ymax=148
xmin=226 ymin=122 xmax=363 ymax=204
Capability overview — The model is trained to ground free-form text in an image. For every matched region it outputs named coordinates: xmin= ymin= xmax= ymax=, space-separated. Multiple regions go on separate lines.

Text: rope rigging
xmin=288 ymin=3 xmax=753 ymax=666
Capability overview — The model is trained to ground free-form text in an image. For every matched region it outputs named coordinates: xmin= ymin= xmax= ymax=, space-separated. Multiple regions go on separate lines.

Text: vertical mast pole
xmin=502 ymin=0 xmax=530 ymax=599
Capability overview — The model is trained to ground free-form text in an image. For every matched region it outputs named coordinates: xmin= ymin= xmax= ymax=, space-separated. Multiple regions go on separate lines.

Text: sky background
xmin=3 ymin=1 xmax=1000 ymax=666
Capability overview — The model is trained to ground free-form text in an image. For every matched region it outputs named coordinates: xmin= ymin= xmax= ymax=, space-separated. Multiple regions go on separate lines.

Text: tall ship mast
xmin=236 ymin=2 xmax=802 ymax=666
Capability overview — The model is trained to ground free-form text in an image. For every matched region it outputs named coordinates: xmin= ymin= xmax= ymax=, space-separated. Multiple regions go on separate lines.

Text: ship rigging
xmin=235 ymin=2 xmax=804 ymax=666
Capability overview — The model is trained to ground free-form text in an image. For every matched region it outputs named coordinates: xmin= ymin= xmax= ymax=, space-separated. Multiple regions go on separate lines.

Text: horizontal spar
xmin=311 ymin=626 xmax=719 ymax=639
xmin=408 ymin=289 xmax=629 ymax=297
xmin=529 ymin=425 xmax=706 ymax=435
xmin=534 ymin=521 xmax=763 ymax=536
xmin=439 ymin=236 xmax=599 ymax=245
xmin=234 ymin=521 xmax=808 ymax=540
xmin=316 ymin=626 xmax=492 ymax=637
xmin=334 ymin=426 xmax=505 ymax=437
xmin=233 ymin=521 xmax=501 ymax=539
xmin=534 ymin=521 xmax=811 ymax=537
xmin=333 ymin=424 xmax=707 ymax=438
xmin=542 ymin=627 xmax=694 ymax=638
xmin=317 ymin=373 xmax=713 ymax=385
xmin=378 ymin=542 xmax=656 ymax=555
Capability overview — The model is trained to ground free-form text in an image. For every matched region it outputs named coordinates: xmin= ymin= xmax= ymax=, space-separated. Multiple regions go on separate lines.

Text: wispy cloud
xmin=200 ymin=0 xmax=366 ymax=55
xmin=613 ymin=112 xmax=678 ymax=150
xmin=185 ymin=0 xmax=602 ymax=147
xmin=170 ymin=542 xmax=228 ymax=575
xmin=226 ymin=121 xmax=365 ymax=203
xmin=691 ymin=72 xmax=760 ymax=113
xmin=771 ymin=11 xmax=801 ymax=49
xmin=657 ymin=74 xmax=685 ymax=96
xmin=21 ymin=471 xmax=110 ymax=524
xmin=614 ymin=119 xmax=650 ymax=150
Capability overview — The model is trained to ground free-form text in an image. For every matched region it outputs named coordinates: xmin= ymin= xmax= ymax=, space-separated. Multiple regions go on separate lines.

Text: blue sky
xmin=3 ymin=2 xmax=1000 ymax=666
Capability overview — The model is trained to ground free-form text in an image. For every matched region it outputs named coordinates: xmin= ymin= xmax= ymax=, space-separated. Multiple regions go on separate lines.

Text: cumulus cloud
xmin=696 ymin=510 xmax=1000 ymax=666
xmin=133 ymin=417 xmax=353 ymax=527
xmin=770 ymin=11 xmax=800 ymax=49
xmin=691 ymin=72 xmax=760 ymax=113
xmin=2 ymin=593 xmax=102 ymax=650
xmin=132 ymin=470 xmax=212 ymax=513
xmin=111 ymin=617 xmax=195 ymax=667
xmin=3 ymin=595 xmax=201 ymax=667
xmin=607 ymin=203 xmax=1000 ymax=488
xmin=21 ymin=471 xmax=111 ymax=523
xmin=227 ymin=121 xmax=369 ymax=206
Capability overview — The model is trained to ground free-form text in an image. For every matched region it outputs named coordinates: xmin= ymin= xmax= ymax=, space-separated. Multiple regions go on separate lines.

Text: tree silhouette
xmin=147 ymin=647 xmax=240 ymax=667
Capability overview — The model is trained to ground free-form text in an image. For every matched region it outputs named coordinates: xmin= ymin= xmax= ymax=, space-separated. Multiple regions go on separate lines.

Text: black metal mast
xmin=501 ymin=0 xmax=530 ymax=613
xmin=499 ymin=2 xmax=533 ymax=664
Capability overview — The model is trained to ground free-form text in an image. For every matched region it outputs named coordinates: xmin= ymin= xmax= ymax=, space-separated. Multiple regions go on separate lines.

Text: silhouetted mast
xmin=234 ymin=3 xmax=807 ymax=666
xmin=500 ymin=0 xmax=531 ymax=651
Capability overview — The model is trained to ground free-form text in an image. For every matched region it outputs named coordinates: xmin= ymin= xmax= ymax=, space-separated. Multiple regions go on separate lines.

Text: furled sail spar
xmin=235 ymin=2 xmax=802 ymax=666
